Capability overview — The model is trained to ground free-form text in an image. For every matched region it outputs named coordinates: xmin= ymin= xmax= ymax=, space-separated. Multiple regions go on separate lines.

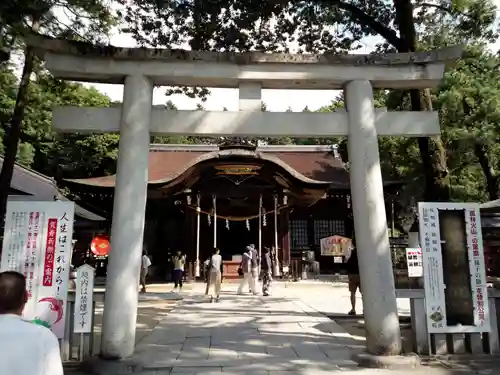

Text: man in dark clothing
xmin=261 ymin=247 xmax=274 ymax=296
xmin=345 ymin=246 xmax=361 ymax=315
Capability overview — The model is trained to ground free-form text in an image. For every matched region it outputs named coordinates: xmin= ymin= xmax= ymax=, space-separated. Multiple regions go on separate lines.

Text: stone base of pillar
xmin=351 ymin=352 xmax=420 ymax=369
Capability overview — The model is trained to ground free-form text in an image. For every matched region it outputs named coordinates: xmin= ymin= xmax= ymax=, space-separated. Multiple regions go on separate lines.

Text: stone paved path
xmin=131 ymin=282 xmax=365 ymax=374
xmin=74 ymin=281 xmax=499 ymax=375
xmin=71 ymin=282 xmax=497 ymax=374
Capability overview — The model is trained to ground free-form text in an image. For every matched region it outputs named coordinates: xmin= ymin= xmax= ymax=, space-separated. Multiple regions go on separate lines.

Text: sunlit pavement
xmin=67 ymin=282 xmax=498 ymax=374
xmin=131 ymin=282 xmax=362 ymax=373
xmin=124 ymin=283 xmax=472 ymax=374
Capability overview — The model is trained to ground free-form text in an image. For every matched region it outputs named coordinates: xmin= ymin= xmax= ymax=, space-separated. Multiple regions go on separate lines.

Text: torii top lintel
xmin=28 ymin=33 xmax=463 ymax=90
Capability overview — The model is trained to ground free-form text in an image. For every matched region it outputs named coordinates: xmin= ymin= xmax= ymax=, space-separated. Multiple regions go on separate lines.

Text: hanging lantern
xmin=226 ymin=219 xmax=230 ymax=230
xmin=187 ymin=195 xmax=192 ymax=205
xmin=283 ymin=195 xmax=288 ymax=205
xmin=263 ymin=209 xmax=267 ymax=227
xmin=207 ymin=214 xmax=211 ymax=226
xmin=246 ymin=219 xmax=250 ymax=231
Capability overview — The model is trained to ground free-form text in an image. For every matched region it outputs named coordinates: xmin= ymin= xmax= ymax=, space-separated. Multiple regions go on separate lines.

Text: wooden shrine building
xmin=64 ymin=140 xmax=399 ymax=278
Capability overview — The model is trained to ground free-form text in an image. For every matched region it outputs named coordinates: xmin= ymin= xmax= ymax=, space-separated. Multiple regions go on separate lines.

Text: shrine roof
xmin=65 ymin=144 xmax=350 ymax=189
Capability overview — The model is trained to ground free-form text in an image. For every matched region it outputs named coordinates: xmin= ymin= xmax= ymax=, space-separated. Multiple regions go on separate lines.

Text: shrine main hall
xmin=66 ymin=140 xmax=399 ymax=277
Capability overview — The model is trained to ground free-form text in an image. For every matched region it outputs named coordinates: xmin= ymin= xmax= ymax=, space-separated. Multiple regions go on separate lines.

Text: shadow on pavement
xmin=131 ymin=291 xmax=365 ymax=373
xmin=130 ymin=290 xmax=500 ymax=374
xmin=83 ymin=296 xmax=181 ymax=356
xmin=69 ymin=284 xmax=500 ymax=375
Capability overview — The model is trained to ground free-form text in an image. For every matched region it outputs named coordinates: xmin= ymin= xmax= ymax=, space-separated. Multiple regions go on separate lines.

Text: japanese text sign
xmin=418 ymin=202 xmax=490 ymax=334
xmin=320 ymin=235 xmax=351 ymax=256
xmin=74 ymin=264 xmax=94 ymax=333
xmin=405 ymin=248 xmax=423 ymax=278
xmin=1 ymin=201 xmax=75 ymax=338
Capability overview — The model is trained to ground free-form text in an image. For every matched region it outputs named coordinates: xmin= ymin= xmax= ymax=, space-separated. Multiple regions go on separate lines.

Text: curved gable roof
xmin=65 ymin=145 xmax=349 ymax=189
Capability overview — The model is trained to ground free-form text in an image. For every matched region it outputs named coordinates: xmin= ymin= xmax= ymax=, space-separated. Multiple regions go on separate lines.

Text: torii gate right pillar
xmin=346 ymin=80 xmax=401 ymax=354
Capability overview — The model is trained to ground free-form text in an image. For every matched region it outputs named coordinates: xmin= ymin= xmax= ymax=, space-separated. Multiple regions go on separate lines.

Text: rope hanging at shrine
xmin=184 ymin=203 xmax=289 ymax=221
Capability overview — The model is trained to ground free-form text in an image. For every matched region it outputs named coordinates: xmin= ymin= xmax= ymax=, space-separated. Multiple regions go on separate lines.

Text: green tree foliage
xmin=438 ymin=44 xmax=500 ymax=201
xmin=0 ymin=0 xmax=116 ymax=232
xmin=363 ymin=44 xmax=500 ymax=210
xmin=118 ymin=0 xmax=497 ymax=203
xmin=0 ymin=64 xmax=119 ymax=179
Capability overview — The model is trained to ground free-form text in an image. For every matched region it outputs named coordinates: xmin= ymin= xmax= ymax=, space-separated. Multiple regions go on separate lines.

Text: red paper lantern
xmin=91 ymin=234 xmax=110 ymax=256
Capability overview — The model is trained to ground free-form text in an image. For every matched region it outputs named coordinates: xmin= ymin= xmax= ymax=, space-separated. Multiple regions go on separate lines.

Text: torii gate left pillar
xmin=100 ymin=75 xmax=153 ymax=359
xmin=32 ymin=34 xmax=462 ymax=360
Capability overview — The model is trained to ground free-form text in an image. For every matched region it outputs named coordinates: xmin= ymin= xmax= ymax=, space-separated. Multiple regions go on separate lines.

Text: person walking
xmin=172 ymin=250 xmax=186 ymax=290
xmin=237 ymin=246 xmax=253 ymax=295
xmin=261 ymin=247 xmax=274 ymax=296
xmin=206 ymin=248 xmax=223 ymax=302
xmin=140 ymin=249 xmax=152 ymax=293
xmin=203 ymin=257 xmax=211 ymax=284
xmin=248 ymin=244 xmax=260 ymax=295
xmin=345 ymin=243 xmax=361 ymax=315
xmin=0 ymin=271 xmax=64 ymax=375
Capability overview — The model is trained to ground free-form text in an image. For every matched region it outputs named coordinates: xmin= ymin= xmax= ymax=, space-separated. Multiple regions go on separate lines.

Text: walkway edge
xmin=289 ymin=292 xmax=423 ymax=368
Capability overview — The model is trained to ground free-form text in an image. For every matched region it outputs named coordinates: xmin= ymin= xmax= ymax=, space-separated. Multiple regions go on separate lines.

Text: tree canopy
xmin=0 ymin=64 xmax=119 ymax=178
xmin=0 ymin=0 xmax=500 ymax=233
xmin=116 ymin=0 xmax=498 ymax=202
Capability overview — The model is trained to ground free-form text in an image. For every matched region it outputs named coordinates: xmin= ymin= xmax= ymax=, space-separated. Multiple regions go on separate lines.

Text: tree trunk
xmin=394 ymin=0 xmax=450 ymax=201
xmin=473 ymin=141 xmax=498 ymax=200
xmin=0 ymin=19 xmax=40 ymax=243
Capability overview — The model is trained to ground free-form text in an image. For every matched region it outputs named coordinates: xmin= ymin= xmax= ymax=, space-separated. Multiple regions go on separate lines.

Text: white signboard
xmin=320 ymin=235 xmax=351 ymax=256
xmin=465 ymin=204 xmax=490 ymax=331
xmin=0 ymin=201 xmax=75 ymax=338
xmin=74 ymin=264 xmax=94 ymax=333
xmin=418 ymin=202 xmax=490 ymax=333
xmin=405 ymin=248 xmax=423 ymax=277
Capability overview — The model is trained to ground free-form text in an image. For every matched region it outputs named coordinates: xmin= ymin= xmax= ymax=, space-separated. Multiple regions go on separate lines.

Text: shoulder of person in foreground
xmin=39 ymin=326 xmax=64 ymax=375
xmin=23 ymin=321 xmax=64 ymax=375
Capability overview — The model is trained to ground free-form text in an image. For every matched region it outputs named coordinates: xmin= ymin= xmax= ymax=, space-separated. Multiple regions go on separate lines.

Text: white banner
xmin=74 ymin=264 xmax=94 ymax=333
xmin=1 ymin=201 xmax=75 ymax=338
xmin=405 ymin=248 xmax=423 ymax=278
xmin=418 ymin=202 xmax=490 ymax=334
xmin=464 ymin=205 xmax=490 ymax=330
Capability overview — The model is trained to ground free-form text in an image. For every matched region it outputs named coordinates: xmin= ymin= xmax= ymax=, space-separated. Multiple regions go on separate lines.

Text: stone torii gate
xmin=29 ymin=34 xmax=461 ymax=360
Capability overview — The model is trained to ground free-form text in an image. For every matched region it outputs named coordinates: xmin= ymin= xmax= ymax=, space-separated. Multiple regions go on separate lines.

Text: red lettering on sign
xmin=42 ymin=218 xmax=58 ymax=286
